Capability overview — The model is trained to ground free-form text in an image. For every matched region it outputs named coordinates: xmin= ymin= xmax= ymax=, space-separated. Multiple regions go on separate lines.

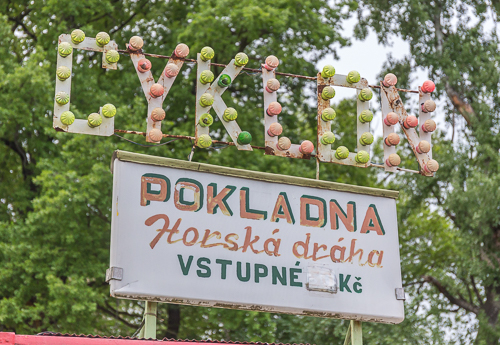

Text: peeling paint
xmin=380 ymin=84 xmax=433 ymax=176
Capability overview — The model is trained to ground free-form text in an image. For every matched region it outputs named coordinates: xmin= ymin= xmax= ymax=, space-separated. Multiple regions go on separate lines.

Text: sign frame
xmin=108 ymin=150 xmax=404 ymax=324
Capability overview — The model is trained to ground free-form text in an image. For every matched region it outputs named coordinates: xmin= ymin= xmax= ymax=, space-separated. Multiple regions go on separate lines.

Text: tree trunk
xmin=165 ymin=304 xmax=181 ymax=339
xmin=476 ymin=286 xmax=500 ymax=345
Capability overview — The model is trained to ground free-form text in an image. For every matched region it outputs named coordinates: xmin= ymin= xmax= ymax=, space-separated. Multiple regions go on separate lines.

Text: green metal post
xmin=343 ymin=320 xmax=362 ymax=345
xmin=139 ymin=301 xmax=157 ymax=339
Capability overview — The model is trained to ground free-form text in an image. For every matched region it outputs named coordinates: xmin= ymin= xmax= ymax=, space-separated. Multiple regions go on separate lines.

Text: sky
xmin=320 ymin=9 xmax=499 ymax=143
xmin=318 ymin=17 xmax=415 ymax=101
xmin=319 ymin=15 xmax=481 ymax=339
xmin=312 ymin=16 xmax=462 ymax=146
xmin=315 ymin=17 xmax=432 ymax=142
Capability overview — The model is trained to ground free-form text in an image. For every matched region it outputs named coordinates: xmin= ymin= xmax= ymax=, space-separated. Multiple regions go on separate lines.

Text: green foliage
xmin=174 ymin=307 xmax=277 ymax=342
xmin=356 ymin=0 xmax=500 ymax=343
xmin=0 ymin=0 xmax=369 ymax=340
xmin=1 ymin=0 xmax=498 ymax=344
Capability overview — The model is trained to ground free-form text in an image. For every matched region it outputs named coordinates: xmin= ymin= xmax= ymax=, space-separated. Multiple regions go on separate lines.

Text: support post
xmin=343 ymin=320 xmax=362 ymax=345
xmin=139 ymin=301 xmax=157 ymax=339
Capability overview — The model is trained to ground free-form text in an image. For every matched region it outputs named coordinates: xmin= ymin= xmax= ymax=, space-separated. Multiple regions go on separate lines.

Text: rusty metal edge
xmin=31 ymin=332 xmax=313 ymax=344
xmin=111 ymin=150 xmax=399 ymax=199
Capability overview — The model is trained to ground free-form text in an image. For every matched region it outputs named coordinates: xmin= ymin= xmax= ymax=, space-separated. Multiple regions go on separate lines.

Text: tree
xmin=1 ymin=0 xmax=494 ymax=343
xmin=355 ymin=0 xmax=500 ymax=343
xmin=0 ymin=0 xmax=362 ymax=338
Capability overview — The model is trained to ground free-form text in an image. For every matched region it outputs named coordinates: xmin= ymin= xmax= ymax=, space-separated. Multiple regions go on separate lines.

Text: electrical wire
xmin=113 ymin=133 xmax=181 ymax=147
xmin=241 ymin=71 xmax=262 ymax=77
xmin=131 ymin=319 xmax=145 ymax=338
xmin=208 ymin=144 xmax=230 ymax=150
xmin=117 ymin=49 xmax=419 ymax=91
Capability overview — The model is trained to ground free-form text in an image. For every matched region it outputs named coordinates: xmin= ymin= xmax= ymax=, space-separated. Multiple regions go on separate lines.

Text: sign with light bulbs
xmin=53 ymin=30 xmax=439 ymax=176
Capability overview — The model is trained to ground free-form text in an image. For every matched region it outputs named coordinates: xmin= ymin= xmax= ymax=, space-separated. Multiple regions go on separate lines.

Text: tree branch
xmin=7 ymin=7 xmax=37 ymax=42
xmin=403 ymin=279 xmax=426 ymax=287
xmin=1 ymin=136 xmax=35 ymax=187
xmin=470 ymin=275 xmax=484 ymax=307
xmin=93 ymin=206 xmax=111 ymax=224
xmin=109 ymin=0 xmax=150 ymax=35
xmin=86 ymin=12 xmax=112 ymax=25
xmin=462 ymin=277 xmax=474 ymax=305
xmin=97 ymin=304 xmax=138 ymax=329
xmin=479 ymin=248 xmax=497 ymax=269
xmin=104 ymin=300 xmax=142 ymax=318
xmin=483 ymin=285 xmax=500 ymax=325
xmin=431 ymin=189 xmax=457 ymax=223
xmin=433 ymin=13 xmax=444 ymax=55
xmin=445 ymin=82 xmax=474 ymax=126
xmin=423 ymin=275 xmax=480 ymax=314
xmin=433 ymin=12 xmax=475 ymax=126
xmin=110 ymin=12 xmax=139 ymax=34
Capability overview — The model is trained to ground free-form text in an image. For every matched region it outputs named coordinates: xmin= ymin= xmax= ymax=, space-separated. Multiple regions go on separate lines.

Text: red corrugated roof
xmin=0 ymin=332 xmax=312 ymax=345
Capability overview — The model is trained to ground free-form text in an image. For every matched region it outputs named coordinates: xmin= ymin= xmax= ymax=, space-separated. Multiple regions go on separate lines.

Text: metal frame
xmin=379 ymin=84 xmax=434 ymax=176
xmin=52 ymin=32 xmax=437 ymax=176
xmin=111 ymin=150 xmax=399 ymax=199
xmin=418 ymin=87 xmax=433 ymax=159
xmin=53 ymin=34 xmax=118 ymax=136
xmin=195 ymin=54 xmax=211 ymax=142
xmin=135 ymin=302 xmax=362 ymax=343
xmin=194 ymin=57 xmax=252 ymax=150
xmin=138 ymin=301 xmax=157 ymax=339
xmin=380 ymin=86 xmax=397 ymax=173
xmin=343 ymin=321 xmax=363 ymax=345
xmin=130 ymin=48 xmax=185 ymax=143
xmin=316 ymin=73 xmax=371 ymax=167
xmin=1 ymin=329 xmax=362 ymax=344
xmin=262 ymin=66 xmax=310 ymax=159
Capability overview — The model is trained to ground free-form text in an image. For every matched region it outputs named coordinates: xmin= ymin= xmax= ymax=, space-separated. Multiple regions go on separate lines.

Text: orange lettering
xmin=241 ymin=226 xmax=264 ymax=253
xmin=240 ymin=188 xmax=267 ymax=220
xmin=345 ymin=239 xmax=364 ymax=264
xmin=312 ymin=243 xmax=329 ymax=261
xmin=270 ymin=192 xmax=295 ymax=224
xmin=329 ymin=237 xmax=346 ymax=263
xmin=330 ymin=200 xmax=356 ymax=232
xmin=182 ymin=227 xmax=199 ymax=246
xmin=200 ymin=229 xmax=225 ymax=248
xmin=174 ymin=179 xmax=203 ymax=212
xmin=145 ymin=214 xmax=182 ymax=249
xmin=225 ymin=233 xmax=239 ymax=251
xmin=207 ymin=184 xmax=236 ymax=216
xmin=360 ymin=204 xmax=385 ymax=235
xmin=292 ymin=233 xmax=312 ymax=259
xmin=300 ymin=196 xmax=326 ymax=228
xmin=141 ymin=174 xmax=170 ymax=206
xmin=367 ymin=250 xmax=384 ymax=267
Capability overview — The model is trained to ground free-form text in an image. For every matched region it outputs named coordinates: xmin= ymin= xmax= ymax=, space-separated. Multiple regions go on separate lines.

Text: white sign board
xmin=109 ymin=151 xmax=404 ymax=324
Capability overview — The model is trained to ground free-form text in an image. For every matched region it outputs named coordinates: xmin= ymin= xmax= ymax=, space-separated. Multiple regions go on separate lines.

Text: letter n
xmin=330 ymin=200 xmax=356 ymax=232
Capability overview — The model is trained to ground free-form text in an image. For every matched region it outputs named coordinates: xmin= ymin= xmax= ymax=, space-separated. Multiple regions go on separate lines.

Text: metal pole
xmin=343 ymin=320 xmax=362 ymax=345
xmin=140 ymin=301 xmax=157 ymax=339
xmin=188 ymin=144 xmax=196 ymax=162
xmin=316 ymin=156 xmax=320 ymax=180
